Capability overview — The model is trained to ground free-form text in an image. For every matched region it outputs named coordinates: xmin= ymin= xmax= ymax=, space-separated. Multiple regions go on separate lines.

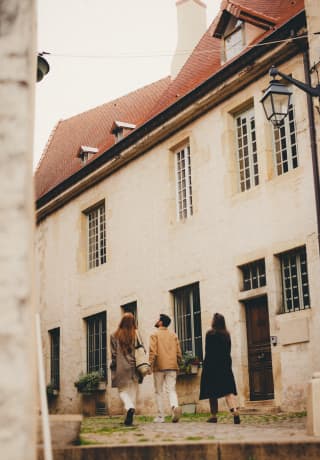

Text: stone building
xmin=35 ymin=0 xmax=320 ymax=416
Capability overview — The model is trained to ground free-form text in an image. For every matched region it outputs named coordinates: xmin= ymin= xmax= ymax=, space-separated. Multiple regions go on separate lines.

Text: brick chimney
xmin=171 ymin=0 xmax=207 ymax=78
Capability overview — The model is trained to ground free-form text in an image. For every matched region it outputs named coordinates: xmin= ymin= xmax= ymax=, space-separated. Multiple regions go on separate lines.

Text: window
xmin=121 ymin=301 xmax=138 ymax=324
xmin=235 ymin=108 xmax=259 ymax=192
xmin=85 ymin=202 xmax=106 ymax=270
xmin=49 ymin=328 xmax=60 ymax=390
xmin=175 ymin=143 xmax=193 ymax=220
xmin=86 ymin=312 xmax=107 ymax=379
xmin=240 ymin=259 xmax=266 ymax=291
xmin=111 ymin=121 xmax=136 ymax=143
xmin=280 ymin=247 xmax=310 ymax=313
xmin=272 ymin=100 xmax=298 ymax=175
xmin=172 ymin=282 xmax=203 ymax=360
xmin=78 ymin=146 xmax=98 ymax=165
xmin=225 ymin=21 xmax=244 ymax=61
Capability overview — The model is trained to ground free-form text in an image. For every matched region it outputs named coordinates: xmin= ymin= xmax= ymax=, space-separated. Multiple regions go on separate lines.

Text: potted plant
xmin=74 ymin=371 xmax=101 ymax=394
xmin=46 ymin=383 xmax=59 ymax=398
xmin=179 ymin=352 xmax=201 ymax=375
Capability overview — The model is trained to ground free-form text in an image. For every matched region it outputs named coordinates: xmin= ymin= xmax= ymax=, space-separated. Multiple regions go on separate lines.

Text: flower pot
xmin=98 ymin=381 xmax=106 ymax=391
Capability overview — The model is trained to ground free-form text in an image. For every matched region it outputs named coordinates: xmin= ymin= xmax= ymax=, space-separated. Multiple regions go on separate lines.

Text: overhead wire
xmin=39 ymin=32 xmax=319 ymax=60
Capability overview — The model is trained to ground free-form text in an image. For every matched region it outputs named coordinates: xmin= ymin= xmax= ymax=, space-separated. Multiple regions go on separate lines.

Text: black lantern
xmin=260 ymin=79 xmax=292 ymax=127
xmin=261 ymin=65 xmax=320 ymax=127
xmin=37 ymin=54 xmax=50 ymax=82
xmin=260 ymin=67 xmax=292 ymax=127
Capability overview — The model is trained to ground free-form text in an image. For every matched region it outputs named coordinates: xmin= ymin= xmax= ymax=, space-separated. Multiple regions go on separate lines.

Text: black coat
xmin=199 ymin=330 xmax=237 ymax=400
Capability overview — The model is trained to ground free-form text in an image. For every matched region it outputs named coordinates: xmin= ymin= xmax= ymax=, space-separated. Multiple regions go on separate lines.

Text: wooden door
xmin=245 ymin=296 xmax=274 ymax=400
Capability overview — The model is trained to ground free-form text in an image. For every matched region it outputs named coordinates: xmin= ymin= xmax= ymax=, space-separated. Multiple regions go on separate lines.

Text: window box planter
xmin=46 ymin=384 xmax=59 ymax=398
xmin=74 ymin=371 xmax=104 ymax=394
xmin=178 ymin=352 xmax=201 ymax=376
xmin=97 ymin=381 xmax=106 ymax=391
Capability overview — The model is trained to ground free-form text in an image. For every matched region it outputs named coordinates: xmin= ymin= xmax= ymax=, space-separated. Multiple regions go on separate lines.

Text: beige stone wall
xmin=36 ymin=52 xmax=320 ymax=415
xmin=305 ymin=0 xmax=320 ymax=381
xmin=0 ymin=0 xmax=37 ymax=459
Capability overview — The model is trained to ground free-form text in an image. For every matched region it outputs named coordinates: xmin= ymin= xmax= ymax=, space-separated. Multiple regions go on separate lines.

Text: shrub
xmin=179 ymin=351 xmax=200 ymax=374
xmin=74 ymin=371 xmax=101 ymax=394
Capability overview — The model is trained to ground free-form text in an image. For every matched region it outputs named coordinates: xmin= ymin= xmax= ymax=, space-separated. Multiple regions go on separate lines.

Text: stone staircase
xmin=241 ymin=400 xmax=281 ymax=414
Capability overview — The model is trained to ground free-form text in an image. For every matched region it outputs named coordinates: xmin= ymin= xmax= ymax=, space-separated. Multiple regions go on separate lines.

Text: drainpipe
xmin=303 ymin=50 xmax=320 ymax=255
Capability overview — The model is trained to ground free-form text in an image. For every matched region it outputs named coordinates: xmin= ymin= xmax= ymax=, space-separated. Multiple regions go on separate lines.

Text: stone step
xmin=37 ymin=414 xmax=83 ymax=447
xmin=241 ymin=400 xmax=281 ymax=414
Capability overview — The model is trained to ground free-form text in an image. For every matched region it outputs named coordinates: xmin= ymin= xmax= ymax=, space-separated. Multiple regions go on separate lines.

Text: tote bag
xmin=135 ymin=331 xmax=150 ymax=377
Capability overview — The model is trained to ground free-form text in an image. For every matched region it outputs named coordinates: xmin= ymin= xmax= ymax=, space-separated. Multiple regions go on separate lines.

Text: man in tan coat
xmin=149 ymin=313 xmax=182 ymax=423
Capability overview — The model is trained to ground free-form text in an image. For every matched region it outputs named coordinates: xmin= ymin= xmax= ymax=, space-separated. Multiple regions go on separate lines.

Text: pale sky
xmin=34 ymin=0 xmax=221 ymax=168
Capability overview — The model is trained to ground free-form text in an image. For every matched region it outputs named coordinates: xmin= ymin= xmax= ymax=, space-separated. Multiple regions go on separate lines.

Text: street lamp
xmin=260 ymin=65 xmax=320 ymax=127
xmin=37 ymin=54 xmax=50 ymax=82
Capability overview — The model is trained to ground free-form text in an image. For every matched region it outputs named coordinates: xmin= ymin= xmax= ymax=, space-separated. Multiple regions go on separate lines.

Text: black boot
xmin=230 ymin=408 xmax=240 ymax=424
xmin=124 ymin=408 xmax=135 ymax=426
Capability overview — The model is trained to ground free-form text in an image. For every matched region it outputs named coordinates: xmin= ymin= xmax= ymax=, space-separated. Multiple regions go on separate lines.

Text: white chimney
xmin=171 ymin=0 xmax=207 ymax=78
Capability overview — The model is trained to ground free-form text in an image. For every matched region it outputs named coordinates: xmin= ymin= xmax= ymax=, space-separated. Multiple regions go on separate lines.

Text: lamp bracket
xmin=269 ymin=65 xmax=320 ymax=98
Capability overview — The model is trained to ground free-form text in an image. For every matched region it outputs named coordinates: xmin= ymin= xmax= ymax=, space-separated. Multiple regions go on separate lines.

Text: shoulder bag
xmin=135 ymin=330 xmax=150 ymax=377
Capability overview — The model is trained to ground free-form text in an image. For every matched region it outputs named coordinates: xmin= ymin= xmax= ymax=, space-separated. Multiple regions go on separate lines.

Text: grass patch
xmin=186 ymin=436 xmax=203 ymax=441
xmin=79 ymin=411 xmax=307 ymax=437
xmin=78 ymin=436 xmax=101 ymax=446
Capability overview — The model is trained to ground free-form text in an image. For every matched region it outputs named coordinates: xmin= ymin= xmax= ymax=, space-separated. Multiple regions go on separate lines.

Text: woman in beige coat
xmin=110 ymin=313 xmax=144 ymax=426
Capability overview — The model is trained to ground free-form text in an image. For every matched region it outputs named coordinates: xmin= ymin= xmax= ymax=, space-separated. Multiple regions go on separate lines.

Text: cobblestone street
xmin=79 ymin=412 xmax=311 ymax=446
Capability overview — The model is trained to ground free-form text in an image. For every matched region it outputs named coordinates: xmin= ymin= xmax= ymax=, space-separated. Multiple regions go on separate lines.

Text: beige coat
xmin=110 ymin=333 xmax=139 ymax=387
xmin=149 ymin=327 xmax=182 ymax=372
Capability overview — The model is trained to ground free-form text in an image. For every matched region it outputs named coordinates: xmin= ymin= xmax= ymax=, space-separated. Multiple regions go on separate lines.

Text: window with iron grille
xmin=172 ymin=282 xmax=203 ymax=360
xmin=85 ymin=202 xmax=106 ymax=270
xmin=280 ymin=247 xmax=310 ymax=313
xmin=240 ymin=259 xmax=266 ymax=291
xmin=121 ymin=301 xmax=138 ymax=325
xmin=86 ymin=312 xmax=107 ymax=379
xmin=175 ymin=143 xmax=193 ymax=220
xmin=49 ymin=328 xmax=60 ymax=390
xmin=272 ymin=100 xmax=298 ymax=175
xmin=235 ymin=108 xmax=259 ymax=192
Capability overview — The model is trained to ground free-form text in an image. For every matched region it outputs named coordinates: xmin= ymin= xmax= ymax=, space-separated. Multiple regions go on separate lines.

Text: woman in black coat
xmin=199 ymin=313 xmax=240 ymax=424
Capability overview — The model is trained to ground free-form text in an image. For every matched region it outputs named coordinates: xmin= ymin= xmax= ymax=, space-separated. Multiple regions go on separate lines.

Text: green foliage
xmin=46 ymin=383 xmax=58 ymax=397
xmin=74 ymin=371 xmax=101 ymax=394
xmin=179 ymin=351 xmax=200 ymax=374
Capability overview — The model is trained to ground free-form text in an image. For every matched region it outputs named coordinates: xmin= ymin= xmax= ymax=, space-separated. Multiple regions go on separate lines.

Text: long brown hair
xmin=115 ymin=312 xmax=136 ymax=355
xmin=211 ymin=313 xmax=230 ymax=336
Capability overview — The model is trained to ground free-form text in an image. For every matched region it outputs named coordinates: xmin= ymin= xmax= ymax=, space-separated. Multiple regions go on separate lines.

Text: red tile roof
xmin=35 ymin=77 xmax=170 ymax=199
xmin=35 ymin=0 xmax=304 ymax=203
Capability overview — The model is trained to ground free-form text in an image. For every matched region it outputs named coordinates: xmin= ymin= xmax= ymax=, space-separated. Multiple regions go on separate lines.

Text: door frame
xmin=244 ymin=295 xmax=274 ymax=401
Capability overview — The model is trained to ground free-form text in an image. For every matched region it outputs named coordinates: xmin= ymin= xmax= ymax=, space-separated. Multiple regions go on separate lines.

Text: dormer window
xmin=224 ymin=19 xmax=244 ymax=61
xmin=213 ymin=4 xmax=276 ymax=64
xmin=78 ymin=146 xmax=98 ymax=165
xmin=111 ymin=121 xmax=136 ymax=143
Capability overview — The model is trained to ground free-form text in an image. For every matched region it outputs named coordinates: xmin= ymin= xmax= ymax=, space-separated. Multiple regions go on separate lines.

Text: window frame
xmin=86 ymin=312 xmax=107 ymax=379
xmin=240 ymin=259 xmax=266 ymax=291
xmin=121 ymin=301 xmax=138 ymax=325
xmin=272 ymin=97 xmax=298 ymax=175
xmin=49 ymin=327 xmax=60 ymax=390
xmin=224 ymin=21 xmax=244 ymax=61
xmin=279 ymin=246 xmax=310 ymax=313
xmin=84 ymin=201 xmax=107 ymax=270
xmin=234 ymin=107 xmax=259 ymax=192
xmin=174 ymin=143 xmax=193 ymax=221
xmin=172 ymin=282 xmax=203 ymax=361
